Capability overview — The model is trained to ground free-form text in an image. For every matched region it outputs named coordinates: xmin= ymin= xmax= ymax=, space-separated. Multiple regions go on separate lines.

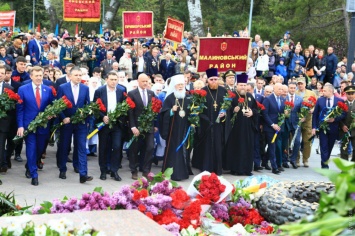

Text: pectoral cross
xmin=213 ymin=101 xmax=218 ymax=111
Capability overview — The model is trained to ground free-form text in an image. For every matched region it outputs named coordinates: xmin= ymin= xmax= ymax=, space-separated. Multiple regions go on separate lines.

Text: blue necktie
xmin=277 ymin=96 xmax=281 ymax=110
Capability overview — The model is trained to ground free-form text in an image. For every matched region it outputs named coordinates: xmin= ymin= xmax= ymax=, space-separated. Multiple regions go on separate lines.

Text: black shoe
xmin=245 ymin=172 xmax=253 ymax=176
xmin=290 ymin=162 xmax=298 ymax=169
xmin=74 ymin=168 xmax=79 ymax=173
xmin=37 ymin=161 xmax=44 ymax=170
xmin=25 ymin=169 xmax=31 ymax=178
xmin=119 ymin=165 xmax=122 ymax=169
xmin=0 ymin=179 xmax=2 ymax=185
xmin=80 ymin=175 xmax=93 ymax=183
xmin=262 ymin=164 xmax=271 ymax=170
xmin=254 ymin=166 xmax=263 ymax=171
xmin=67 ymin=157 xmax=73 ymax=163
xmin=282 ymin=163 xmax=290 ymax=168
xmin=111 ymin=172 xmax=122 ymax=181
xmin=31 ymin=177 xmax=39 ymax=186
xmin=59 ymin=172 xmax=66 ymax=179
xmin=6 ymin=158 xmax=11 ymax=168
xmin=0 ymin=166 xmax=7 ymax=173
xmin=272 ymin=169 xmax=281 ymax=174
xmin=278 ymin=167 xmax=285 ymax=171
xmin=132 ymin=172 xmax=138 ymax=180
xmin=15 ymin=155 xmax=23 ymax=162
xmin=152 ymin=157 xmax=158 ymax=165
xmin=106 ymin=170 xmax=112 ymax=175
xmin=100 ymin=172 xmax=107 ymax=180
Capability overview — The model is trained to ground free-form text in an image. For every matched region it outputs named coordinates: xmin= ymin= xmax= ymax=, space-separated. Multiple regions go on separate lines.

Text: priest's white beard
xmin=174 ymin=90 xmax=186 ymax=99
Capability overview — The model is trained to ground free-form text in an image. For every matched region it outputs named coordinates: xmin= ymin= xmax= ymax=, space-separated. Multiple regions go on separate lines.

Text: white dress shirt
xmin=327 ymin=96 xmax=334 ymax=108
xmin=138 ymin=56 xmax=144 ymax=72
xmin=138 ymin=87 xmax=148 ymax=106
xmin=32 ymin=82 xmax=41 ymax=98
xmin=107 ymin=86 xmax=117 ymax=113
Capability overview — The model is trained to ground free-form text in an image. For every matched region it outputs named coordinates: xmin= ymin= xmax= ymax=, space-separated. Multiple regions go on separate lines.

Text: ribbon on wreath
xmin=87 ymin=122 xmax=105 ymax=139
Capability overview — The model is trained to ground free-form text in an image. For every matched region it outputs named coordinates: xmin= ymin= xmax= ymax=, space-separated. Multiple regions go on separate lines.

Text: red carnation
xmin=338 ymin=101 xmax=348 ymax=112
xmin=170 ymin=189 xmax=190 ymax=209
xmin=138 ymin=204 xmax=146 ymax=212
xmin=151 ymin=97 xmax=162 ymax=113
xmin=238 ymin=97 xmax=245 ymax=103
xmin=126 ymin=97 xmax=136 ymax=109
xmin=198 ymin=90 xmax=207 ymax=97
xmin=285 ymin=101 xmax=294 ymax=108
xmin=256 ymin=101 xmax=265 ymax=110
xmin=96 ymin=98 xmax=106 ymax=113
xmin=308 ymin=96 xmax=317 ymax=104
xmin=50 ymin=86 xmax=57 ymax=97
xmin=228 ymin=91 xmax=236 ymax=98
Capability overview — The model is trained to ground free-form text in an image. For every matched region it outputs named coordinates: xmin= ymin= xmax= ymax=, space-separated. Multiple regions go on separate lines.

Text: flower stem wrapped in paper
xmin=0 ymin=88 xmax=23 ymax=118
xmin=176 ymin=89 xmax=207 ymax=151
xmin=271 ymin=101 xmax=294 ymax=143
xmin=13 ymin=96 xmax=72 ymax=144
xmin=318 ymin=101 xmax=348 ymax=134
xmin=216 ymin=90 xmax=235 ymax=123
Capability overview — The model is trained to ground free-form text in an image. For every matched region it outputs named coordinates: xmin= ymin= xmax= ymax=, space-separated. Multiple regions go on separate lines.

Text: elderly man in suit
xmin=100 ymin=51 xmax=116 ymax=78
xmin=339 ymin=85 xmax=355 ymax=162
xmin=28 ymin=32 xmax=43 ymax=66
xmin=262 ymin=83 xmax=285 ymax=174
xmin=0 ymin=65 xmax=15 ymax=174
xmin=57 ymin=66 xmax=92 ymax=183
xmin=160 ymin=53 xmax=176 ymax=80
xmin=93 ymin=71 xmax=126 ymax=181
xmin=128 ymin=73 xmax=157 ymax=180
xmin=312 ymin=83 xmax=346 ymax=169
xmin=16 ymin=66 xmax=55 ymax=186
xmin=145 ymin=47 xmax=160 ymax=81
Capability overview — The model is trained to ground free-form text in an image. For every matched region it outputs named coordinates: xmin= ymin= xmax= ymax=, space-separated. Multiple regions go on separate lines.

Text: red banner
xmin=63 ymin=0 xmax=101 ymax=22
xmin=0 ymin=11 xmax=16 ymax=27
xmin=163 ymin=17 xmax=184 ymax=43
xmin=197 ymin=37 xmax=251 ymax=73
xmin=122 ymin=11 xmax=153 ymax=38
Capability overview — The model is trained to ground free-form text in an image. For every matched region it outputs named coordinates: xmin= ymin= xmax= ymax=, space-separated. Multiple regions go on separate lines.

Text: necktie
xmin=327 ymin=98 xmax=330 ymax=107
xmin=73 ymin=85 xmax=78 ymax=105
xmin=277 ymin=96 xmax=281 ymax=110
xmin=290 ymin=95 xmax=294 ymax=103
xmin=108 ymin=60 xmax=111 ymax=65
xmin=142 ymin=89 xmax=147 ymax=107
xmin=258 ymin=90 xmax=261 ymax=94
xmin=36 ymin=86 xmax=41 ymax=108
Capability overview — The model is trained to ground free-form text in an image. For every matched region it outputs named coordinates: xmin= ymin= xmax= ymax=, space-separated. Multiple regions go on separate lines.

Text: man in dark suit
xmin=16 ymin=66 xmax=55 ymax=186
xmin=262 ymin=83 xmax=285 ymax=174
xmin=28 ymin=32 xmax=43 ymax=66
xmin=0 ymin=65 xmax=15 ymax=173
xmin=160 ymin=53 xmax=176 ymax=80
xmin=100 ymin=52 xmax=116 ymax=78
xmin=42 ymin=51 xmax=61 ymax=69
xmin=254 ymin=78 xmax=265 ymax=96
xmin=93 ymin=71 xmax=125 ymax=181
xmin=145 ymin=47 xmax=160 ymax=81
xmin=312 ymin=83 xmax=346 ymax=169
xmin=128 ymin=73 xmax=156 ymax=180
xmin=57 ymin=67 xmax=92 ymax=183
xmin=55 ymin=63 xmax=75 ymax=89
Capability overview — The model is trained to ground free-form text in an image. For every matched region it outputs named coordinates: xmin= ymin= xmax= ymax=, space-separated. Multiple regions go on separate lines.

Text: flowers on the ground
xmin=193 ymin=173 xmax=226 ymax=203
xmin=0 ymin=88 xmax=23 ymax=118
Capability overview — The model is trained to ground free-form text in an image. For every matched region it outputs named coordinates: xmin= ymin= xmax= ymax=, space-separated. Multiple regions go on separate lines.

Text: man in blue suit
xmin=41 ymin=51 xmax=61 ymax=69
xmin=57 ymin=66 xmax=92 ymax=183
xmin=312 ymin=83 xmax=346 ymax=169
xmin=262 ymin=83 xmax=285 ymax=174
xmin=28 ymin=32 xmax=43 ymax=66
xmin=281 ymin=82 xmax=303 ymax=169
xmin=160 ymin=53 xmax=176 ymax=80
xmin=93 ymin=71 xmax=126 ymax=181
xmin=16 ymin=66 xmax=55 ymax=186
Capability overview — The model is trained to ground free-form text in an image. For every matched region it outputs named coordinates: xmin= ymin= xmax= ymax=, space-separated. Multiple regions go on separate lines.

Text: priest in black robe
xmin=224 ymin=73 xmax=258 ymax=176
xmin=160 ymin=75 xmax=191 ymax=181
xmin=192 ymin=68 xmax=228 ymax=175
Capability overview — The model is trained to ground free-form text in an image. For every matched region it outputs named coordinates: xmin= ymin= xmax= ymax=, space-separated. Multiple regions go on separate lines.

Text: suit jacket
xmin=28 ymin=39 xmax=43 ymax=65
xmin=160 ymin=59 xmax=176 ymax=80
xmin=42 ymin=60 xmax=61 ymax=69
xmin=23 ymin=79 xmax=54 ymax=87
xmin=93 ymin=85 xmax=126 ymax=124
xmin=340 ymin=100 xmax=355 ymax=137
xmin=312 ymin=96 xmax=346 ymax=134
xmin=55 ymin=75 xmax=70 ymax=90
xmin=57 ymin=82 xmax=90 ymax=123
xmin=16 ymin=83 xmax=54 ymax=134
xmin=100 ymin=59 xmax=117 ymax=78
xmin=254 ymin=88 xmax=264 ymax=96
xmin=254 ymin=93 xmax=264 ymax=103
xmin=145 ymin=56 xmax=159 ymax=76
xmin=285 ymin=94 xmax=303 ymax=130
xmin=127 ymin=88 xmax=155 ymax=133
xmin=0 ymin=82 xmax=14 ymax=132
xmin=262 ymin=94 xmax=286 ymax=133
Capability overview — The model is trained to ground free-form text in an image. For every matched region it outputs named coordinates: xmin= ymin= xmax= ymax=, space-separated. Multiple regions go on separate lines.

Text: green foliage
xmin=0 ymin=3 xmax=11 ymax=11
xmin=0 ymin=191 xmax=17 ymax=216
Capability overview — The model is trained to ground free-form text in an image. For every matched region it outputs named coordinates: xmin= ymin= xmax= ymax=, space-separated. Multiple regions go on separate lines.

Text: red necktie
xmin=291 ymin=95 xmax=294 ymax=103
xmin=36 ymin=86 xmax=41 ymax=108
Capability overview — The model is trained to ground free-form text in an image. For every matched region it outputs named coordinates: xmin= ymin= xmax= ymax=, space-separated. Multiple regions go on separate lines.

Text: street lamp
xmin=346 ymin=0 xmax=355 ymax=72
xmin=248 ymin=0 xmax=254 ymax=37
xmin=32 ymin=0 xmax=35 ymax=33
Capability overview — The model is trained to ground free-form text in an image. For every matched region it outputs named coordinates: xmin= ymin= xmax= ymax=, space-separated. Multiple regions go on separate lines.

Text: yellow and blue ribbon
xmin=87 ymin=122 xmax=105 ymax=139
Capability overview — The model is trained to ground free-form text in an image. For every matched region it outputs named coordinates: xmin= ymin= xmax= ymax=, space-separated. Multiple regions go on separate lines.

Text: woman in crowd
xmin=50 ymin=40 xmax=61 ymax=62
xmin=314 ymin=49 xmax=326 ymax=82
xmin=251 ymin=47 xmax=259 ymax=65
xmin=255 ymin=47 xmax=269 ymax=78
xmin=303 ymin=49 xmax=315 ymax=78
xmin=48 ymin=68 xmax=56 ymax=82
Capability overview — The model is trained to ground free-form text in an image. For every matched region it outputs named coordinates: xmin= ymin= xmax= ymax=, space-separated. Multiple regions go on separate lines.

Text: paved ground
xmin=0 ymin=138 xmax=341 ymax=208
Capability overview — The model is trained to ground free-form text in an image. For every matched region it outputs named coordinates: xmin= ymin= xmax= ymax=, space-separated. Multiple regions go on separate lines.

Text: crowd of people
xmin=0 ymin=28 xmax=354 ymax=187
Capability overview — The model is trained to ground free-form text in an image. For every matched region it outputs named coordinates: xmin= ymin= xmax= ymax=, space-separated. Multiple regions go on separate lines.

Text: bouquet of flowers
xmin=271 ymin=101 xmax=294 ymax=143
xmin=87 ymin=96 xmax=136 ymax=139
xmin=231 ymin=97 xmax=246 ymax=126
xmin=290 ymin=96 xmax=317 ymax=149
xmin=216 ymin=91 xmax=236 ymax=123
xmin=176 ymin=89 xmax=207 ymax=151
xmin=0 ymin=88 xmax=23 ymax=118
xmin=256 ymin=101 xmax=266 ymax=113
xmin=319 ymin=101 xmax=348 ymax=134
xmin=49 ymin=86 xmax=57 ymax=97
xmin=13 ymin=96 xmax=72 ymax=143
xmin=126 ymin=97 xmax=162 ymax=147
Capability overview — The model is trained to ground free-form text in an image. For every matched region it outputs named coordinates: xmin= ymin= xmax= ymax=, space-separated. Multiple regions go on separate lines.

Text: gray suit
xmin=100 ymin=59 xmax=117 ymax=78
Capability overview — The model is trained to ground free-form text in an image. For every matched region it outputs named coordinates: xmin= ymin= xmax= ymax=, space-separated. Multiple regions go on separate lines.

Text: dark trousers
xmin=25 ymin=133 xmax=49 ymax=178
xmin=98 ymin=126 xmax=122 ymax=173
xmin=253 ymin=131 xmax=261 ymax=167
xmin=340 ymin=136 xmax=355 ymax=162
xmin=265 ymin=131 xmax=278 ymax=169
xmin=5 ymin=123 xmax=23 ymax=159
xmin=58 ymin=124 xmax=87 ymax=176
xmin=325 ymin=71 xmax=334 ymax=85
xmin=319 ymin=131 xmax=337 ymax=168
xmin=0 ymin=132 xmax=8 ymax=168
xmin=129 ymin=132 xmax=154 ymax=174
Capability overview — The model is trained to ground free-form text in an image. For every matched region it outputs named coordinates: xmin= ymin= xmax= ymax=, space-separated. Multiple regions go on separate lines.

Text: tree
xmin=103 ymin=0 xmax=120 ymax=30
xmin=187 ymin=0 xmax=205 ymax=36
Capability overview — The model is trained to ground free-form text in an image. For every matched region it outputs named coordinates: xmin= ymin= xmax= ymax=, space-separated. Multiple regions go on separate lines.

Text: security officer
xmin=60 ymin=37 xmax=75 ymax=72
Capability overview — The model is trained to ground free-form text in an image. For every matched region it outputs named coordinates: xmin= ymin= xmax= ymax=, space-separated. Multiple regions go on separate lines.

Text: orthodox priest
xmin=160 ymin=75 xmax=191 ymax=181
xmin=224 ymin=73 xmax=258 ymax=176
xmin=192 ymin=68 xmax=228 ymax=175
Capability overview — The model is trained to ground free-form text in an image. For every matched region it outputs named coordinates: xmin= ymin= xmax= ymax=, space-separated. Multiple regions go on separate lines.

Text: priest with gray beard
xmin=159 ymin=74 xmax=192 ymax=181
